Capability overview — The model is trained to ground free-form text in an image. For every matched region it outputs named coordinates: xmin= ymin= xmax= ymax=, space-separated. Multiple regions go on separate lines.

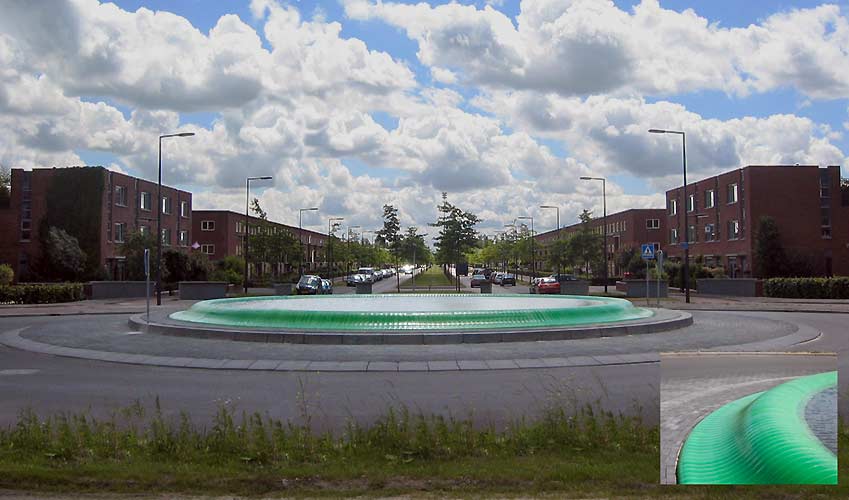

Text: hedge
xmin=0 ymin=283 xmax=85 ymax=304
xmin=764 ymin=277 xmax=849 ymax=299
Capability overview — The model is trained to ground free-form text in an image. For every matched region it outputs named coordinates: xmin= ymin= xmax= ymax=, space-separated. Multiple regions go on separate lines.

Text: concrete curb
xmin=128 ymin=308 xmax=694 ymax=345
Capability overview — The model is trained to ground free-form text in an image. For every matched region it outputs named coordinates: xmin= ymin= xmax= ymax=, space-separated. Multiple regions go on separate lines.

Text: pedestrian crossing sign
xmin=641 ymin=243 xmax=655 ymax=260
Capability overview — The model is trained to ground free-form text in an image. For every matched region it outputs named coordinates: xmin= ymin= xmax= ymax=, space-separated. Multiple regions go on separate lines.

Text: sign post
xmin=641 ymin=244 xmax=655 ymax=306
xmin=144 ymin=248 xmax=151 ymax=326
xmin=656 ymin=250 xmax=664 ymax=307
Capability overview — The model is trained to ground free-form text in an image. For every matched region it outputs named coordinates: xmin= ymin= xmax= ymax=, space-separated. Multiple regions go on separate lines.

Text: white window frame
xmin=139 ymin=225 xmax=149 ymax=236
xmin=201 ymin=244 xmax=215 ymax=255
xmin=140 ymin=191 xmax=152 ymax=211
xmin=670 ymin=228 xmax=679 ymax=244
xmin=669 ymin=199 xmax=677 ymax=216
xmin=180 ymin=200 xmax=189 ymax=218
xmin=114 ymin=222 xmax=126 ymax=243
xmin=161 ymin=196 xmax=172 ymax=215
xmin=687 ymin=193 xmax=695 ymax=213
xmin=646 ymin=219 xmax=660 ymax=229
xmin=705 ymin=189 xmax=715 ymax=209
xmin=179 ymin=230 xmax=188 ymax=247
xmin=115 ymin=185 xmax=127 ymax=207
xmin=201 ymin=220 xmax=215 ymax=231
xmin=727 ymin=183 xmax=738 ymax=204
xmin=727 ymin=220 xmax=740 ymax=240
xmin=161 ymin=228 xmax=171 ymax=246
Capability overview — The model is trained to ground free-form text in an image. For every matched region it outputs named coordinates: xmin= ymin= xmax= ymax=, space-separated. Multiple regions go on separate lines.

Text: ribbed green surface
xmin=170 ymin=294 xmax=653 ymax=332
xmin=678 ymin=371 xmax=837 ymax=485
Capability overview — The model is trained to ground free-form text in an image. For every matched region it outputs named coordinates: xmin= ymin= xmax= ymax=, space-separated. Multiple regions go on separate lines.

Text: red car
xmin=533 ymin=277 xmax=561 ymax=294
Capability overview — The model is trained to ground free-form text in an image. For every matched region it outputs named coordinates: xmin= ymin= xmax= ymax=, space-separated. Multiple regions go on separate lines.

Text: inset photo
xmin=660 ymin=352 xmax=837 ymax=485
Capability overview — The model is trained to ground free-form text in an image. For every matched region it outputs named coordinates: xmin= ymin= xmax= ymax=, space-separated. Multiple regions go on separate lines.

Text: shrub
xmin=764 ymin=277 xmax=849 ymax=299
xmin=0 ymin=264 xmax=13 ymax=286
xmin=0 ymin=283 xmax=85 ymax=304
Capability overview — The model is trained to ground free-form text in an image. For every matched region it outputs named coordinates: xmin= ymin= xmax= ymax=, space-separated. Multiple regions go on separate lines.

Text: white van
xmin=357 ymin=267 xmax=376 ymax=283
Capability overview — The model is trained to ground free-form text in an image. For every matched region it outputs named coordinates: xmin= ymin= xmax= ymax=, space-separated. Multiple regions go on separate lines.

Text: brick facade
xmin=663 ymin=165 xmax=849 ymax=277
xmin=535 ymin=208 xmax=667 ymax=276
xmin=191 ymin=210 xmax=329 ymax=278
xmin=0 ymin=166 xmax=190 ymax=282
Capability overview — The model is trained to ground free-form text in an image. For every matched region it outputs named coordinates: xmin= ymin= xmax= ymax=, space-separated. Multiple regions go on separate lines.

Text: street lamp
xmin=504 ymin=223 xmax=516 ymax=274
xmin=346 ymin=225 xmax=361 ymax=276
xmin=580 ymin=176 xmax=608 ymax=293
xmin=244 ymin=176 xmax=273 ymax=295
xmin=649 ymin=128 xmax=689 ymax=303
xmin=156 ymin=132 xmax=194 ymax=305
xmin=298 ymin=207 xmax=319 ymax=277
xmin=540 ymin=205 xmax=560 ymax=276
xmin=328 ymin=217 xmax=344 ymax=282
xmin=518 ymin=216 xmax=535 ymax=281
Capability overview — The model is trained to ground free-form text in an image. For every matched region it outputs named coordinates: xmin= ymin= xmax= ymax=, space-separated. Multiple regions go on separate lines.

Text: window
xmin=727 ymin=220 xmax=740 ymax=240
xmin=201 ymin=220 xmax=215 ymax=231
xmin=705 ymin=189 xmax=715 ymax=208
xmin=21 ymin=201 xmax=31 ymax=220
xmin=821 ymin=207 xmax=831 ymax=227
xmin=139 ymin=225 xmax=149 ymax=236
xmin=115 ymin=185 xmax=127 ymax=207
xmin=179 ymin=230 xmax=188 ymax=246
xmin=727 ymin=183 xmax=738 ymax=204
xmin=140 ymin=191 xmax=152 ymax=211
xmin=668 ymin=198 xmax=677 ymax=215
xmin=704 ymin=223 xmax=717 ymax=242
xmin=646 ymin=219 xmax=660 ymax=229
xmin=161 ymin=228 xmax=171 ymax=246
xmin=180 ymin=200 xmax=189 ymax=218
xmin=822 ymin=227 xmax=832 ymax=239
xmin=687 ymin=193 xmax=695 ymax=212
xmin=687 ymin=225 xmax=696 ymax=243
xmin=161 ymin=196 xmax=172 ymax=215
xmin=201 ymin=244 xmax=215 ymax=255
xmin=670 ymin=228 xmax=679 ymax=244
xmin=114 ymin=222 xmax=126 ymax=243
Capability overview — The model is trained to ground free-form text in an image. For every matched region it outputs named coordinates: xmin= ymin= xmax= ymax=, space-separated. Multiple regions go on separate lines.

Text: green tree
xmin=431 ymin=193 xmax=480 ymax=291
xmin=754 ymin=216 xmax=786 ymax=278
xmin=248 ymin=199 xmax=300 ymax=282
xmin=399 ymin=226 xmax=431 ymax=266
xmin=0 ymin=165 xmax=10 ymax=208
xmin=41 ymin=226 xmax=87 ymax=281
xmin=375 ymin=204 xmax=402 ymax=291
xmin=616 ymin=247 xmax=646 ymax=279
xmin=120 ymin=231 xmax=158 ymax=281
xmin=210 ymin=255 xmax=245 ymax=284
xmin=545 ymin=237 xmax=572 ymax=275
xmin=568 ymin=210 xmax=603 ymax=277
xmin=0 ymin=263 xmax=13 ymax=285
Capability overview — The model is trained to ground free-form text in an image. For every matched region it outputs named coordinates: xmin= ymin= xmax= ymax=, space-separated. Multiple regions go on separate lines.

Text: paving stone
xmin=398 ymin=361 xmax=429 ymax=372
xmin=484 ymin=359 xmax=519 ymax=370
xmin=513 ymin=358 xmax=547 ymax=368
xmin=221 ymin=359 xmax=255 ymax=369
xmin=427 ymin=360 xmax=459 ymax=371
xmin=247 ymin=360 xmax=281 ymax=370
xmin=274 ymin=360 xmax=311 ymax=371
xmin=367 ymin=361 xmax=399 ymax=372
xmin=457 ymin=360 xmax=489 ymax=370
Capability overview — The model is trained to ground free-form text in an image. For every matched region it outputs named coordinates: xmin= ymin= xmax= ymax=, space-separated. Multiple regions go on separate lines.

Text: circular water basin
xmin=170 ymin=294 xmax=654 ymax=332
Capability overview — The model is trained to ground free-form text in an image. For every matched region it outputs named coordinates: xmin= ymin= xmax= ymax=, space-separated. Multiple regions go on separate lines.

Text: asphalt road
xmin=0 ymin=309 xmax=845 ymax=431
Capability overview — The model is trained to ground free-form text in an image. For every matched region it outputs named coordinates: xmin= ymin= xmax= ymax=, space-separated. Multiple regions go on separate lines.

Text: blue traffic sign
xmin=641 ymin=244 xmax=655 ymax=260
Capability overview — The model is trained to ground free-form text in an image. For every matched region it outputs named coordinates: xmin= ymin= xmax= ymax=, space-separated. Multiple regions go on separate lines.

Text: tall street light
xmin=298 ymin=207 xmax=319 ymax=277
xmin=328 ymin=217 xmax=344 ymax=282
xmin=540 ymin=205 xmax=560 ymax=276
xmin=649 ymin=128 xmax=689 ymax=303
xmin=244 ymin=176 xmax=273 ymax=295
xmin=580 ymin=176 xmax=608 ymax=293
xmin=156 ymin=132 xmax=194 ymax=305
xmin=504 ymin=223 xmax=516 ymax=274
xmin=346 ymin=225 xmax=361 ymax=276
xmin=518 ymin=216 xmax=535 ymax=281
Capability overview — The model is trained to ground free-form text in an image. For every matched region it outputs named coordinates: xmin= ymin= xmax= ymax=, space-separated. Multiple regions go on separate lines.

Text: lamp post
xmin=518 ymin=216 xmax=535 ymax=282
xmin=156 ymin=132 xmax=194 ymax=305
xmin=649 ymin=128 xmax=689 ymax=303
xmin=580 ymin=176 xmax=608 ymax=293
xmin=298 ymin=207 xmax=319 ymax=278
xmin=244 ymin=176 xmax=273 ymax=295
xmin=328 ymin=217 xmax=344 ymax=282
xmin=540 ymin=205 xmax=560 ymax=276
xmin=346 ymin=225 xmax=361 ymax=276
xmin=504 ymin=223 xmax=516 ymax=274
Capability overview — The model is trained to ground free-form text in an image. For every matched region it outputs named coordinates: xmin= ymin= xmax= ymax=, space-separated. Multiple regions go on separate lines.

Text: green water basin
xmin=170 ymin=294 xmax=654 ymax=332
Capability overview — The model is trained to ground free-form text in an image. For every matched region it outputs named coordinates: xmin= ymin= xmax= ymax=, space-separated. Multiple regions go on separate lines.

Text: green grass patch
xmin=400 ymin=266 xmax=455 ymax=288
xmin=1 ymin=402 xmax=847 ymax=497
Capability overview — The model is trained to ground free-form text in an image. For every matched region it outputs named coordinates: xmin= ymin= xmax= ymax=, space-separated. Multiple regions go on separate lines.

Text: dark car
xmin=320 ymin=279 xmax=333 ymax=294
xmin=500 ymin=273 xmax=516 ymax=286
xmin=296 ymin=275 xmax=323 ymax=295
xmin=470 ymin=274 xmax=487 ymax=287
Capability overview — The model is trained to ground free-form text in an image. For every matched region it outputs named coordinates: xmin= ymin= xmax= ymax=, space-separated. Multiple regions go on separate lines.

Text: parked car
xmin=491 ymin=272 xmax=504 ymax=284
xmin=532 ymin=277 xmax=561 ymax=294
xmin=346 ymin=273 xmax=365 ymax=286
xmin=320 ymin=279 xmax=333 ymax=294
xmin=470 ymin=274 xmax=487 ymax=287
xmin=500 ymin=273 xmax=516 ymax=286
xmin=296 ymin=275 xmax=323 ymax=295
xmin=357 ymin=267 xmax=376 ymax=283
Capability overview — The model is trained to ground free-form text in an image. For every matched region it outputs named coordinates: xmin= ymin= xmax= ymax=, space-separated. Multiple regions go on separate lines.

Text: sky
xmin=1 ymin=0 xmax=848 ymax=241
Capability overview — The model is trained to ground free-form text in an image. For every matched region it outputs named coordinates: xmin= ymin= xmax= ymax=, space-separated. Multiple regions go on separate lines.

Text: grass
xmin=400 ymin=266 xmax=455 ymax=288
xmin=1 ymin=401 xmax=847 ymax=497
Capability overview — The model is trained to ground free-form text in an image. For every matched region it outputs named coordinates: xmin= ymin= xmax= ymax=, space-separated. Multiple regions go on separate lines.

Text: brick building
xmin=664 ymin=165 xmax=849 ymax=277
xmin=535 ymin=208 xmax=667 ymax=276
xmin=191 ymin=210 xmax=329 ymax=278
xmin=0 ymin=166 xmax=191 ymax=282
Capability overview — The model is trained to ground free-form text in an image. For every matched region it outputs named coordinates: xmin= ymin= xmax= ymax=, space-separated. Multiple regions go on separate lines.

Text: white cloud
xmin=344 ymin=0 xmax=849 ymax=99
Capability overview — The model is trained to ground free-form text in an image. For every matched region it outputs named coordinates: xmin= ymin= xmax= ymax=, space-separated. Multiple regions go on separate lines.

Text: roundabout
xmin=134 ymin=294 xmax=691 ymax=344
